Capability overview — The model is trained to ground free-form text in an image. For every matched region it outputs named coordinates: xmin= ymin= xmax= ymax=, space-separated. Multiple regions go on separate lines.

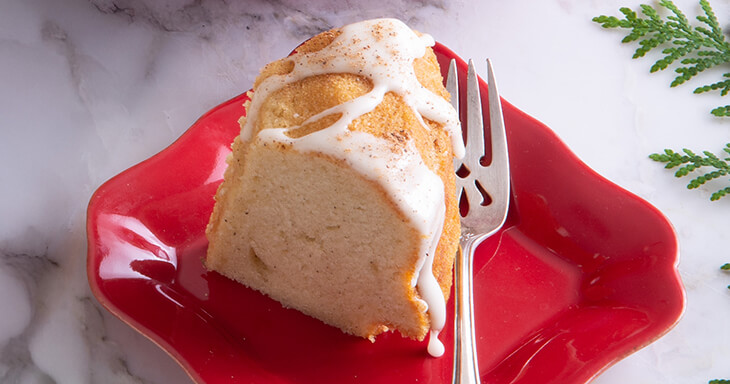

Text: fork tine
xmin=447 ymin=59 xmax=459 ymax=113
xmin=487 ymin=59 xmax=506 ymax=167
xmin=448 ymin=59 xmax=464 ymax=177
xmin=485 ymin=58 xmax=510 ymax=227
xmin=466 ymin=60 xmax=485 ymax=161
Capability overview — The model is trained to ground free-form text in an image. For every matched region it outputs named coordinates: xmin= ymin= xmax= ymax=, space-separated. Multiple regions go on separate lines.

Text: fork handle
xmin=453 ymin=234 xmax=485 ymax=384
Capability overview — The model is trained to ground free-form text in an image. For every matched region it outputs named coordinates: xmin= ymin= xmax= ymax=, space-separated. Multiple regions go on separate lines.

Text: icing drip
xmin=244 ymin=18 xmax=462 ymax=357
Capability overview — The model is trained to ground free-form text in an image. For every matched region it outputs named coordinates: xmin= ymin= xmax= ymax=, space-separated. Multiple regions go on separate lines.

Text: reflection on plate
xmin=86 ymin=43 xmax=684 ymax=384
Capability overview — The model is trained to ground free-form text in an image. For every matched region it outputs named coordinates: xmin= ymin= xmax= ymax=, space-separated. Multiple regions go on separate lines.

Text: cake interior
xmin=206 ymin=138 xmax=428 ymax=339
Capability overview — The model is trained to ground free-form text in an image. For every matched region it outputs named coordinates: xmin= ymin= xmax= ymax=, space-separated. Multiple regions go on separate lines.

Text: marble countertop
xmin=2 ymin=0 xmax=729 ymax=383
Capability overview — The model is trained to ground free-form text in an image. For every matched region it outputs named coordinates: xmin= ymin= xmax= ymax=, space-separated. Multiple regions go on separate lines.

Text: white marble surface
xmin=1 ymin=0 xmax=729 ymax=383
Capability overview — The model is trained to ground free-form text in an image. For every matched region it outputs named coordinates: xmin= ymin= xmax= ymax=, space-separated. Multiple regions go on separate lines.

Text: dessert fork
xmin=447 ymin=59 xmax=510 ymax=384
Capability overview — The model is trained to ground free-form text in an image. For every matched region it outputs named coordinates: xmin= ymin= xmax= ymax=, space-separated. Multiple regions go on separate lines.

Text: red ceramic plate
xmin=87 ymin=43 xmax=684 ymax=384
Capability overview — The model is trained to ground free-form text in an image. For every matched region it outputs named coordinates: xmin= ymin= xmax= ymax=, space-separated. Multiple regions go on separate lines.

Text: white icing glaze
xmin=241 ymin=18 xmax=465 ymax=158
xmin=427 ymin=330 xmax=445 ymax=357
xmin=243 ymin=18 xmax=462 ymax=357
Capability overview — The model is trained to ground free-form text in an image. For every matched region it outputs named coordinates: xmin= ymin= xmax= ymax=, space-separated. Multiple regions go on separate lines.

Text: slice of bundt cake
xmin=205 ymin=18 xmax=464 ymax=356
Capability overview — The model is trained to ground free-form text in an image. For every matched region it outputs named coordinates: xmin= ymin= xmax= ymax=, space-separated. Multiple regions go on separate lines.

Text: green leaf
xmin=594 ymin=0 xmax=730 ymax=117
xmin=711 ymin=105 xmax=730 ymax=116
xmin=711 ymin=186 xmax=730 ymax=200
xmin=651 ymin=144 xmax=730 ymax=201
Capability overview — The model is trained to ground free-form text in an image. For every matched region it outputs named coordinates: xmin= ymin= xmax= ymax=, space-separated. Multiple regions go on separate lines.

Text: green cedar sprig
xmin=710 ymin=379 xmax=730 ymax=383
xmin=649 ymin=143 xmax=730 ymax=200
xmin=593 ymin=0 xmax=730 ymax=116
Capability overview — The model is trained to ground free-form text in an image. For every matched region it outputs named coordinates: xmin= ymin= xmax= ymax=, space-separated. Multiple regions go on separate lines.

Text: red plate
xmin=86 ymin=43 xmax=684 ymax=384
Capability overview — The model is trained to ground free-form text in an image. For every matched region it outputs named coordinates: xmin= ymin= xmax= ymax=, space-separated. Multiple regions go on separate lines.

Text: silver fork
xmin=447 ymin=59 xmax=510 ymax=384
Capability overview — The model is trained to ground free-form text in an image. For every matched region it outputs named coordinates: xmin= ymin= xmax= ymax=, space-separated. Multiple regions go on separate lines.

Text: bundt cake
xmin=205 ymin=18 xmax=464 ymax=356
